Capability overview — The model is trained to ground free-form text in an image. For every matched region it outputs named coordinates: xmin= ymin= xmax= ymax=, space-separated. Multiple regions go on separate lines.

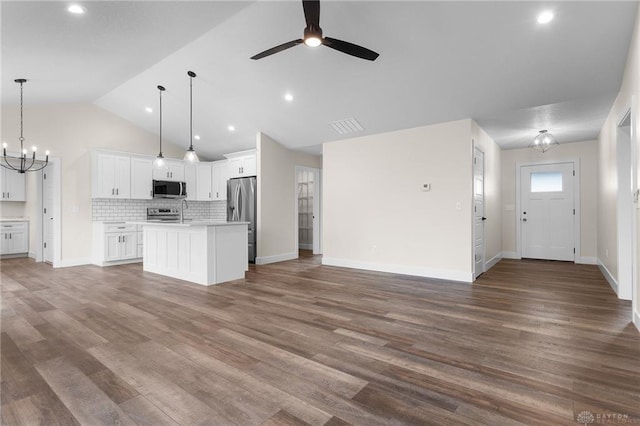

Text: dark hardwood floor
xmin=1 ymin=254 xmax=639 ymax=425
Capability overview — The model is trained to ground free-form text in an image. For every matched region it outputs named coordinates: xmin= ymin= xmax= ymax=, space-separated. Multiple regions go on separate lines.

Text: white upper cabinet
xmin=0 ymin=168 xmax=26 ymax=202
xmin=152 ymin=160 xmax=184 ymax=181
xmin=184 ymin=164 xmax=197 ymax=201
xmin=225 ymin=150 xmax=256 ymax=179
xmin=212 ymin=160 xmax=229 ymax=201
xmin=130 ymin=156 xmax=153 ymax=200
xmin=93 ymin=152 xmax=131 ymax=198
xmin=196 ymin=164 xmax=213 ymax=201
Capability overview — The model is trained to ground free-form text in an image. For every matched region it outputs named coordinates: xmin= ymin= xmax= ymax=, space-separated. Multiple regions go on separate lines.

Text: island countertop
xmin=127 ymin=220 xmax=249 ymax=227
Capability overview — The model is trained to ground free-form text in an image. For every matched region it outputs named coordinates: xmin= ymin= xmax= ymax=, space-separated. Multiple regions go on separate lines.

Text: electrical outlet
xmin=422 ymin=183 xmax=431 ymax=192
xmin=456 ymin=202 xmax=462 ymax=211
xmin=605 ymin=248 xmax=609 ymax=258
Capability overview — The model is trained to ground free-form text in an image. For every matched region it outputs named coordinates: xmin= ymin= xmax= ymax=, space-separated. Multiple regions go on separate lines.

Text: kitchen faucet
xmin=180 ymin=199 xmax=188 ymax=223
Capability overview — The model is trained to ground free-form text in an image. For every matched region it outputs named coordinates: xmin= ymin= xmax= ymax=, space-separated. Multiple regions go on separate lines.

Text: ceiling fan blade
xmin=323 ymin=37 xmax=379 ymax=61
xmin=251 ymin=39 xmax=304 ymax=60
xmin=302 ymin=0 xmax=320 ymax=27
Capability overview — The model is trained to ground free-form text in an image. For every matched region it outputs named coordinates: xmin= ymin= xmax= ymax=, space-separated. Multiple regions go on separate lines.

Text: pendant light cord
xmin=19 ymin=80 xmax=24 ymax=149
xmin=189 ymin=75 xmax=193 ymax=150
xmin=159 ymin=86 xmax=163 ymax=156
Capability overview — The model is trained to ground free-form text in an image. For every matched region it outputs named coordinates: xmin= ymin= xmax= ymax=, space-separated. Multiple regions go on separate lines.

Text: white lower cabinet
xmin=93 ymin=222 xmax=140 ymax=266
xmin=0 ymin=221 xmax=29 ymax=255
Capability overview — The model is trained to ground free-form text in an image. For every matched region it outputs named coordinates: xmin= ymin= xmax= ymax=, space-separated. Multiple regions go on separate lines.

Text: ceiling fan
xmin=250 ymin=0 xmax=379 ymax=61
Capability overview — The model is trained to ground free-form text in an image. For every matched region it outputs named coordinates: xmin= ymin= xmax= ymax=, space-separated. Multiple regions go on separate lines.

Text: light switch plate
xmin=422 ymin=183 xmax=431 ymax=191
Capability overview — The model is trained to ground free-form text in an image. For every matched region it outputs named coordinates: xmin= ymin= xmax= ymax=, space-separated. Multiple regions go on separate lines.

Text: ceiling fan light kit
xmin=251 ymin=0 xmax=379 ymax=61
xmin=1 ymin=79 xmax=50 ymax=174
xmin=529 ymin=130 xmax=559 ymax=153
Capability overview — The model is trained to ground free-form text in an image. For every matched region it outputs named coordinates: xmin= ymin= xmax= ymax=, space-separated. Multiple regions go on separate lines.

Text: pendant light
xmin=183 ymin=70 xmax=199 ymax=163
xmin=529 ymin=130 xmax=559 ymax=153
xmin=1 ymin=79 xmax=49 ymax=174
xmin=153 ymin=85 xmax=167 ymax=170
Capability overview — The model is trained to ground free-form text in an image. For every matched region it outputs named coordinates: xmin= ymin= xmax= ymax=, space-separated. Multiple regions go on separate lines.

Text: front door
xmin=520 ymin=163 xmax=575 ymax=261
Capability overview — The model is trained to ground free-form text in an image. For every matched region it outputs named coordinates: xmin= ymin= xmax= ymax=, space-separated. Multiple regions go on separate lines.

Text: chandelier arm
xmin=1 ymin=156 xmax=20 ymax=171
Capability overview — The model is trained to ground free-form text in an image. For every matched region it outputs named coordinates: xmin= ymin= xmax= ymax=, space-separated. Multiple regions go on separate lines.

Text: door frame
xmin=294 ymin=166 xmax=322 ymax=255
xmin=34 ymin=156 xmax=61 ymax=266
xmin=473 ymin=144 xmax=485 ymax=279
xmin=515 ymin=158 xmax=581 ymax=261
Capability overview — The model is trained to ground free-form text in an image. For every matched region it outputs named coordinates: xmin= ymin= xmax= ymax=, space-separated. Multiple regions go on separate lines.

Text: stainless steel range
xmin=146 ymin=208 xmax=180 ymax=222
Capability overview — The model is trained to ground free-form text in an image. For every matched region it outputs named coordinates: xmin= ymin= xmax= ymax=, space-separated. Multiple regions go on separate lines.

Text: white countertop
xmin=127 ymin=220 xmax=249 ymax=227
xmin=0 ymin=218 xmax=29 ymax=222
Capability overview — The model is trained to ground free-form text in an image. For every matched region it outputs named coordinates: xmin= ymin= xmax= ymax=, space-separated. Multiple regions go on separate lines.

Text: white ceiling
xmin=2 ymin=1 xmax=638 ymax=159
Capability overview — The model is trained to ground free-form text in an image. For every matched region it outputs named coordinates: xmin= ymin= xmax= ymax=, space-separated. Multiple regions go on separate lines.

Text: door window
xmin=530 ymin=171 xmax=563 ymax=193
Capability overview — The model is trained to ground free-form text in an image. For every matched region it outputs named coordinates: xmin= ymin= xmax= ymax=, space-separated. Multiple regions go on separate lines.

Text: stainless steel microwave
xmin=153 ymin=180 xmax=187 ymax=199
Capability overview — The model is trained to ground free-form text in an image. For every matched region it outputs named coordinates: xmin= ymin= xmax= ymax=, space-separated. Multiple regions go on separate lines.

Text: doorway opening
xmin=617 ymin=108 xmax=634 ymax=301
xmin=473 ymin=146 xmax=485 ymax=279
xmin=516 ymin=160 xmax=580 ymax=262
xmin=33 ymin=157 xmax=61 ymax=266
xmin=295 ymin=166 xmax=321 ymax=255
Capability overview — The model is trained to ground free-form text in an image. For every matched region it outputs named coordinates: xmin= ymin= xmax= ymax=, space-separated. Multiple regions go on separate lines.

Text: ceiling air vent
xmin=329 ymin=117 xmax=364 ymax=135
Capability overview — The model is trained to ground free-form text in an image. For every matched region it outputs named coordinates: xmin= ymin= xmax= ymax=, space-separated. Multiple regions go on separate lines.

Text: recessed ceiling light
xmin=194 ymin=135 xmax=201 ymax=140
xmin=537 ymin=10 xmax=554 ymax=24
xmin=145 ymin=107 xmax=153 ymax=113
xmin=284 ymin=93 xmax=294 ymax=102
xmin=67 ymin=4 xmax=86 ymax=14
xmin=228 ymin=125 xmax=236 ymax=132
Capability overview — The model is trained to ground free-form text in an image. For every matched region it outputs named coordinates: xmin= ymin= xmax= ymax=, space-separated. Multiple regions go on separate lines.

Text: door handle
xmin=481 ymin=217 xmax=487 ymax=221
xmin=522 ymin=218 xmax=527 ymax=222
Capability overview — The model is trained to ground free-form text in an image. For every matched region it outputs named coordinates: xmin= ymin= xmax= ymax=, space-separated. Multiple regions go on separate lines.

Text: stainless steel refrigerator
xmin=227 ymin=176 xmax=256 ymax=263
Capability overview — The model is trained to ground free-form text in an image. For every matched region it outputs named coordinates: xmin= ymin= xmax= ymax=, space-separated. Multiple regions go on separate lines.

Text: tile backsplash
xmin=92 ymin=198 xmax=227 ymax=222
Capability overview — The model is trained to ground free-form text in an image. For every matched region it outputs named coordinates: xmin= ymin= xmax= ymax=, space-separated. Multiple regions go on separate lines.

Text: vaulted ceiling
xmin=2 ymin=1 xmax=637 ymax=159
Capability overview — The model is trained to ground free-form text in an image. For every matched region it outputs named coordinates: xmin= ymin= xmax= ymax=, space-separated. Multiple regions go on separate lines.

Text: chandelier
xmin=529 ymin=130 xmax=559 ymax=153
xmin=1 ymin=79 xmax=49 ymax=173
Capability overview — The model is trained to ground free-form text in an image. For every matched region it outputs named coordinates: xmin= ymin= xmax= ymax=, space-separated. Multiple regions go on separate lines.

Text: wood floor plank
xmin=119 ymin=395 xmax=179 ymax=426
xmin=34 ymin=356 xmax=135 ymax=425
xmin=1 ymin=255 xmax=639 ymax=425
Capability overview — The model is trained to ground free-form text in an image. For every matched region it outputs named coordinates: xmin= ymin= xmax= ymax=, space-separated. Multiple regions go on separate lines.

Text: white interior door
xmin=43 ymin=165 xmax=55 ymax=263
xmin=473 ymin=147 xmax=485 ymax=279
xmin=521 ymin=163 xmax=575 ymax=261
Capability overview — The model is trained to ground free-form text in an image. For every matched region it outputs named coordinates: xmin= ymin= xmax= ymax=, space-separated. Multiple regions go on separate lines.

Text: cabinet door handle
xmin=6 ymin=192 xmax=8 ymax=198
xmin=112 ymin=188 xmax=115 ymax=195
xmin=122 ymin=235 xmax=125 ymax=243
xmin=116 ymin=188 xmax=119 ymax=195
xmin=9 ymin=233 xmax=11 ymax=239
xmin=209 ymin=192 xmax=211 ymax=199
xmin=216 ymin=192 xmax=219 ymax=198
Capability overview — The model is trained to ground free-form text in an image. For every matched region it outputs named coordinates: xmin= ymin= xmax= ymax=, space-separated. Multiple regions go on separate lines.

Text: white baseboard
xmin=485 ymin=252 xmax=503 ymax=271
xmin=597 ymin=258 xmax=618 ymax=296
xmin=298 ymin=244 xmax=312 ymax=250
xmin=255 ymin=252 xmax=297 ymax=265
xmin=28 ymin=251 xmax=36 ymax=259
xmin=634 ymin=310 xmax=640 ymax=333
xmin=578 ymin=256 xmax=597 ymax=265
xmin=55 ymin=257 xmax=92 ymax=268
xmin=321 ymin=257 xmax=473 ymax=283
xmin=502 ymin=251 xmax=519 ymax=259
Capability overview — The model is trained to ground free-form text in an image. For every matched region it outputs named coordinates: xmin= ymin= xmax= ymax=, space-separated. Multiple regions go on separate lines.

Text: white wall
xmin=598 ymin=5 xmax=640 ymax=321
xmin=256 ymin=132 xmax=321 ymax=264
xmin=501 ymin=140 xmax=598 ymax=262
xmin=322 ymin=119 xmax=479 ymax=282
xmin=471 ymin=120 xmax=502 ymax=266
xmin=0 ymin=103 xmax=184 ymax=266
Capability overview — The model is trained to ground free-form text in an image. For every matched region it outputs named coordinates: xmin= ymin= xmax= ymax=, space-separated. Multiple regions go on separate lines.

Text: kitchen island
xmin=128 ymin=221 xmax=249 ymax=286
